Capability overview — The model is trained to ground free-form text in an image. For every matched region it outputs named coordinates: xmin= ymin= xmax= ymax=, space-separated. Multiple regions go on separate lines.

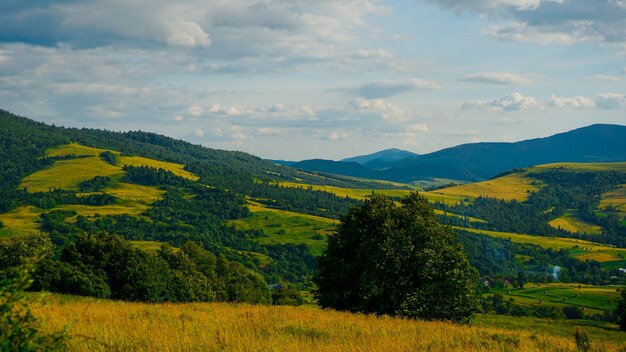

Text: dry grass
xmin=431 ymin=174 xmax=541 ymax=202
xmin=30 ymin=294 xmax=626 ymax=352
xmin=548 ymin=210 xmax=603 ymax=235
xmin=102 ymin=182 xmax=165 ymax=204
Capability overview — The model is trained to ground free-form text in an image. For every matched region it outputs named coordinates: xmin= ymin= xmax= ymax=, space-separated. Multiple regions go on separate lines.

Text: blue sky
xmin=0 ymin=0 xmax=624 ymax=160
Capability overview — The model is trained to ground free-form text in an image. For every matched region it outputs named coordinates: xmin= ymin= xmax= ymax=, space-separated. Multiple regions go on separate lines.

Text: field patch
xmin=278 ymin=181 xmax=415 ymax=200
xmin=534 ymin=162 xmax=626 ymax=172
xmin=0 ymin=206 xmax=42 ymax=234
xmin=118 ymin=156 xmax=199 ymax=181
xmin=102 ymin=182 xmax=165 ymax=204
xmin=600 ymin=184 xmax=626 ymax=218
xmin=548 ymin=210 xmax=603 ymax=235
xmin=47 ymin=143 xmax=109 ymax=157
xmin=21 ymin=157 xmax=122 ymax=192
xmin=430 ymin=173 xmax=541 ymax=202
xmin=455 ymin=226 xmax=626 ymax=262
xmin=486 ymin=283 xmax=620 ymax=316
xmin=228 ymin=202 xmax=337 ymax=256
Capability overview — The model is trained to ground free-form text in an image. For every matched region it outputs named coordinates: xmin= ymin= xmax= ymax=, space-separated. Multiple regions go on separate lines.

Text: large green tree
xmin=315 ymin=193 xmax=479 ymax=323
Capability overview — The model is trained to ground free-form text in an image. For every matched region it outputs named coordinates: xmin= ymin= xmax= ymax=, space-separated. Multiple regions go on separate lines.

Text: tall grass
xmin=31 ymin=294 xmax=625 ymax=352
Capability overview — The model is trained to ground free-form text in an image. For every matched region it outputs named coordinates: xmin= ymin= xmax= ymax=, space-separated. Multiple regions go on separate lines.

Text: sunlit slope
xmin=548 ymin=210 xmax=603 ymax=235
xmin=455 ymin=227 xmax=626 ymax=263
xmin=228 ymin=201 xmax=338 ymax=256
xmin=428 ymin=173 xmax=541 ymax=202
xmin=31 ymin=294 xmax=626 ymax=352
xmin=0 ymin=143 xmax=198 ymax=235
xmin=487 ymin=283 xmax=620 ymax=316
xmin=21 ymin=143 xmax=198 ymax=192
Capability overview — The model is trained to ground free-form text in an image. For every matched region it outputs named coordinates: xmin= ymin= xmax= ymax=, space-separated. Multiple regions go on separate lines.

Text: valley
xmin=1 ymin=110 xmax=625 ymax=350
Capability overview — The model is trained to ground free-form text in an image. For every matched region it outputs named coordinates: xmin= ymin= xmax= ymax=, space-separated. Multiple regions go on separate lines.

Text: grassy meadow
xmin=228 ymin=202 xmax=338 ymax=256
xmin=428 ymin=173 xmax=541 ymax=202
xmin=487 ymin=283 xmax=621 ymax=316
xmin=548 ymin=210 xmax=604 ymax=235
xmin=0 ymin=143 xmax=199 ymax=235
xmin=454 ymin=226 xmax=626 ymax=263
xmin=29 ymin=293 xmax=626 ymax=352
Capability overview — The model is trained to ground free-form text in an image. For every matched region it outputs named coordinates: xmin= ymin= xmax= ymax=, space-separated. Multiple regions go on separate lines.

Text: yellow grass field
xmin=535 ymin=162 xmax=626 ymax=172
xmin=454 ymin=226 xmax=626 ymax=262
xmin=278 ymin=181 xmax=415 ymax=200
xmin=548 ymin=210 xmax=603 ymax=235
xmin=21 ymin=157 xmax=123 ymax=192
xmin=21 ymin=143 xmax=199 ymax=192
xmin=0 ymin=206 xmax=42 ymax=234
xmin=30 ymin=294 xmax=626 ymax=352
xmin=102 ymin=182 xmax=165 ymax=204
xmin=430 ymin=173 xmax=541 ymax=202
xmin=600 ymin=184 xmax=626 ymax=216
xmin=118 ymin=155 xmax=199 ymax=181
xmin=46 ymin=143 xmax=108 ymax=157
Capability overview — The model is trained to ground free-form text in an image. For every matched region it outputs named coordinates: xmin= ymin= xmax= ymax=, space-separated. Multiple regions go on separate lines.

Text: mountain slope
xmin=289 ymin=159 xmax=384 ymax=180
xmin=341 ymin=148 xmax=418 ymax=166
xmin=385 ymin=124 xmax=626 ymax=182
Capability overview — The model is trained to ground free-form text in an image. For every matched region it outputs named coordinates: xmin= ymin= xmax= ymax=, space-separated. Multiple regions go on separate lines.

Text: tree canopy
xmin=315 ymin=193 xmax=479 ymax=323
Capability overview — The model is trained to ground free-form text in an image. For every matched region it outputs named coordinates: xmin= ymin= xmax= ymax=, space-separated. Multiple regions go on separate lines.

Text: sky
xmin=0 ymin=0 xmax=625 ymax=160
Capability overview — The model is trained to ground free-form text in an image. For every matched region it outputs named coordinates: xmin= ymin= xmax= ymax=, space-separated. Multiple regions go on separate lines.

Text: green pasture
xmin=455 ymin=226 xmax=626 ymax=263
xmin=487 ymin=283 xmax=621 ymax=316
xmin=227 ymin=203 xmax=337 ymax=256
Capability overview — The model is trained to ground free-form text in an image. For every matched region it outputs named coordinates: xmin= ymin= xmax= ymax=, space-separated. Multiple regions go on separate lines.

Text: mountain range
xmin=278 ymin=124 xmax=626 ymax=182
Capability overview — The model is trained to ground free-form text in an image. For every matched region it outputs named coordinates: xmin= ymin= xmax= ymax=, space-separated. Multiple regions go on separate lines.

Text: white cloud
xmin=596 ymin=92 xmax=626 ymax=109
xmin=188 ymin=106 xmax=203 ymax=117
xmin=425 ymin=0 xmax=626 ymax=47
xmin=194 ymin=129 xmax=205 ymax=137
xmin=463 ymin=92 xmax=540 ymax=112
xmin=461 ymin=72 xmax=535 ymax=85
xmin=350 ymin=97 xmax=410 ymax=120
xmin=548 ymin=95 xmax=596 ymax=108
xmin=590 ymin=74 xmax=621 ymax=82
xmin=350 ymin=78 xmax=441 ymax=99
xmin=173 ymin=115 xmax=184 ymax=121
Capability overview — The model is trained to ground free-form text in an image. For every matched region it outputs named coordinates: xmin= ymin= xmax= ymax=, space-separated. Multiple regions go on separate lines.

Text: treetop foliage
xmin=315 ymin=193 xmax=479 ymax=323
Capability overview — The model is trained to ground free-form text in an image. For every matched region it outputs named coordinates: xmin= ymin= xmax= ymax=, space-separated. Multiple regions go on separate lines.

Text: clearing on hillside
xmin=228 ymin=201 xmax=337 ymax=256
xmin=548 ymin=210 xmax=603 ymax=235
xmin=429 ymin=173 xmax=541 ymax=202
xmin=455 ymin=226 xmax=626 ymax=263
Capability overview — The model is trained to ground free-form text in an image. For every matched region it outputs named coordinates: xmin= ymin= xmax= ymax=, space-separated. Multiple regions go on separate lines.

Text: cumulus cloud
xmin=548 ymin=95 xmax=596 ymax=108
xmin=350 ymin=78 xmax=440 ymax=99
xmin=423 ymin=0 xmax=626 ymax=47
xmin=596 ymin=93 xmax=626 ymax=109
xmin=463 ymin=92 xmax=540 ymax=112
xmin=460 ymin=72 xmax=535 ymax=85
xmin=350 ymin=97 xmax=410 ymax=120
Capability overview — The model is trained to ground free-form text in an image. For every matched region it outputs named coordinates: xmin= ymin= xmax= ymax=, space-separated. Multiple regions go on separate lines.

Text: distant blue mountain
xmin=341 ymin=148 xmax=418 ymax=167
xmin=283 ymin=124 xmax=626 ymax=182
